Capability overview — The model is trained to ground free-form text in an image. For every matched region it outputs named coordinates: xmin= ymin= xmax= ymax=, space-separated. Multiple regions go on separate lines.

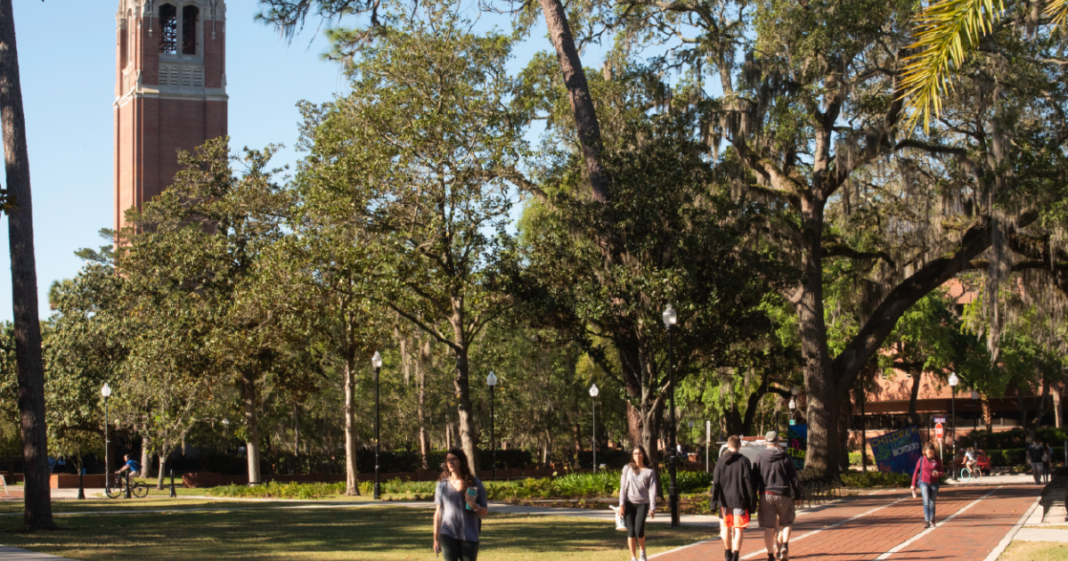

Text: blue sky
xmin=0 ymin=1 xmax=616 ymax=321
xmin=0 ymin=2 xmax=360 ymax=320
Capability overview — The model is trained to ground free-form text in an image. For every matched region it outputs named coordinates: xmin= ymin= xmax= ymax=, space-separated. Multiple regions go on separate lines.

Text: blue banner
xmin=870 ymin=426 xmax=922 ymax=475
xmin=786 ymin=425 xmax=807 ymax=470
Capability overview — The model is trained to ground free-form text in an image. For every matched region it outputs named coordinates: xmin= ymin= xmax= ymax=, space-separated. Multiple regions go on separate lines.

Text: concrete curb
xmin=982 ymin=494 xmax=1042 ymax=561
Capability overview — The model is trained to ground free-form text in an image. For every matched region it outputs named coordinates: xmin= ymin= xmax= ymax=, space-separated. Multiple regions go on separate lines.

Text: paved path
xmin=654 ymin=485 xmax=1040 ymax=561
xmin=0 ymin=545 xmax=74 ymax=560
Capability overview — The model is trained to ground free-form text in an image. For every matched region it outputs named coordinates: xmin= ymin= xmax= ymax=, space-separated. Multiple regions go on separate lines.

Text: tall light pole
xmin=487 ymin=371 xmax=498 ymax=481
xmin=589 ymin=384 xmax=599 ymax=473
xmin=101 ymin=383 xmax=111 ymax=493
xmin=372 ymin=351 xmax=383 ymax=500
xmin=663 ymin=303 xmax=679 ymax=527
xmin=949 ymin=372 xmax=959 ymax=480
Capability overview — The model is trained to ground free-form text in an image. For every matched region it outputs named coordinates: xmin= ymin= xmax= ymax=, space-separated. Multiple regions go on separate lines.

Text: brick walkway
xmin=654 ymin=485 xmax=1040 ymax=561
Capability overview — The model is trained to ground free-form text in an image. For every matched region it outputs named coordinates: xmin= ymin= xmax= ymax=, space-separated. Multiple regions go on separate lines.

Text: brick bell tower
xmin=114 ymin=0 xmax=228 ymax=232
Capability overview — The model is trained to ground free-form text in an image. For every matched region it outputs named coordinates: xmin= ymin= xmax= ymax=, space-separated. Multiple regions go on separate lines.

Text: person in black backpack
xmin=711 ymin=435 xmax=756 ymax=561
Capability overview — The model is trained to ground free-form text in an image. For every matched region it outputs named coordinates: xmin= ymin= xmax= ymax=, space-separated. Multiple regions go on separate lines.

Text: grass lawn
xmin=998 ymin=541 xmax=1068 ymax=561
xmin=0 ymin=504 xmax=712 ymax=560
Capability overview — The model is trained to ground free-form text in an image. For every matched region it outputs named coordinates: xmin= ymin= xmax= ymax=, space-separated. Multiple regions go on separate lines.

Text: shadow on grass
xmin=0 ymin=507 xmax=713 ymax=561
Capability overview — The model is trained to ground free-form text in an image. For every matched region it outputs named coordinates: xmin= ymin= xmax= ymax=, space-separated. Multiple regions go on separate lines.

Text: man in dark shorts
xmin=711 ymin=435 xmax=756 ymax=561
xmin=754 ymin=431 xmax=802 ymax=561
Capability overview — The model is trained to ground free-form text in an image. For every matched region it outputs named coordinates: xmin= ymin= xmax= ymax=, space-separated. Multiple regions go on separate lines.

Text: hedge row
xmin=168 ymin=449 xmax=535 ymax=476
xmin=206 ymin=470 xmax=717 ymax=500
xmin=958 ymin=427 xmax=1068 ymax=450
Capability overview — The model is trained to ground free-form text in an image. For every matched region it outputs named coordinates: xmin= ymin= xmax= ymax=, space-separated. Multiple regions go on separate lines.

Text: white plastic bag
xmin=613 ymin=506 xmax=627 ymax=531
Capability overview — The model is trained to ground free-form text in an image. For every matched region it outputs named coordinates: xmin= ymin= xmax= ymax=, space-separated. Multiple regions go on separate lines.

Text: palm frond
xmin=1047 ymin=0 xmax=1068 ymax=29
xmin=899 ymin=0 xmax=1004 ymax=135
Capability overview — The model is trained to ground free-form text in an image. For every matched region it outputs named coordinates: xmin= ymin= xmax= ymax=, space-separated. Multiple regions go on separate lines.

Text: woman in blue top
xmin=433 ymin=448 xmax=488 ymax=561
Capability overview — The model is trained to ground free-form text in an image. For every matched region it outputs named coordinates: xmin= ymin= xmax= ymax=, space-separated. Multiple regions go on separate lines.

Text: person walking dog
xmin=433 ymin=448 xmax=488 ymax=561
xmin=754 ymin=431 xmax=802 ymax=561
xmin=616 ymin=446 xmax=657 ymax=561
xmin=711 ymin=435 xmax=757 ymax=561
xmin=911 ymin=442 xmax=944 ymax=528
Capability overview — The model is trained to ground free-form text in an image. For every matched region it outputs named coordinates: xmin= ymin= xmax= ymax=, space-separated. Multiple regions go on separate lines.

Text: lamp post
xmin=949 ymin=372 xmax=959 ymax=481
xmin=101 ymin=383 xmax=112 ymax=495
xmin=663 ymin=303 xmax=679 ymax=527
xmin=589 ymin=384 xmax=599 ymax=473
xmin=487 ymin=371 xmax=498 ymax=481
xmin=372 ymin=351 xmax=383 ymax=500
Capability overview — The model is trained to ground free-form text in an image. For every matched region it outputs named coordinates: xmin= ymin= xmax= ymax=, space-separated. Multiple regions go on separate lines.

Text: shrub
xmin=839 ymin=471 xmax=911 ymax=488
xmin=848 ymin=451 xmax=875 ymax=466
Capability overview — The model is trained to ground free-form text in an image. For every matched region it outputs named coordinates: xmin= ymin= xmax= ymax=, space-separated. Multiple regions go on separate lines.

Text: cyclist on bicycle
xmin=964 ymin=447 xmax=978 ymax=473
xmin=116 ymin=454 xmax=141 ymax=478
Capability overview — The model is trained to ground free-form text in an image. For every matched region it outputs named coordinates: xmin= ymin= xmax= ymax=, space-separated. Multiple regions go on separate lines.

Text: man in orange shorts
xmin=711 ymin=435 xmax=756 ymax=561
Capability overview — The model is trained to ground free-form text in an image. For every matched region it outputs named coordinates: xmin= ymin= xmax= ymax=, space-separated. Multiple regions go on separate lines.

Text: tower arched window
xmin=182 ymin=6 xmax=199 ymax=55
xmin=159 ymin=4 xmax=178 ymax=54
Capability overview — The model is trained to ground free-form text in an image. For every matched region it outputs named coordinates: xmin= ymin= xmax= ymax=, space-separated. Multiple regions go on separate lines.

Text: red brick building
xmin=851 ymin=278 xmax=1064 ymax=447
xmin=114 ymin=0 xmax=227 ymax=231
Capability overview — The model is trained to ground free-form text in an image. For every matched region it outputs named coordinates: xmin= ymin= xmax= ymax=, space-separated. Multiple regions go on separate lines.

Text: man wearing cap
xmin=754 ymin=431 xmax=802 ymax=561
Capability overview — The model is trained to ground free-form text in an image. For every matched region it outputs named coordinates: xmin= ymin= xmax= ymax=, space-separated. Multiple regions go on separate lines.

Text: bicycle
xmin=105 ymin=473 xmax=150 ymax=499
xmin=959 ymin=464 xmax=983 ymax=482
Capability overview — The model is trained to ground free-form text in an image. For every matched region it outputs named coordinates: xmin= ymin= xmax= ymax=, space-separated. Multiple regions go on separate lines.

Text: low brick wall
xmin=50 ymin=474 xmax=107 ymax=489
xmin=0 ymin=472 xmax=24 ymax=484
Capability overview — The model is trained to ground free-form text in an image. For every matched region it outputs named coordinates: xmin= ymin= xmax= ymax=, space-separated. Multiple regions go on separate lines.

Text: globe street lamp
xmin=101 ymin=383 xmax=112 ymax=497
xmin=948 ymin=372 xmax=959 ymax=481
xmin=372 ymin=351 xmax=383 ymax=500
xmin=663 ymin=303 xmax=680 ymax=527
xmin=487 ymin=371 xmax=498 ymax=481
xmin=589 ymin=384 xmax=599 ymax=473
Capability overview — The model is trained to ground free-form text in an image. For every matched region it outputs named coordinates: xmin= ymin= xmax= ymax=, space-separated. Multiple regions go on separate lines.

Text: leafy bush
xmin=848 ymin=451 xmax=875 ymax=466
xmin=958 ymin=427 xmax=1068 ymax=450
xmin=839 ymin=471 xmax=911 ymax=488
xmin=204 ymin=470 xmax=716 ymax=500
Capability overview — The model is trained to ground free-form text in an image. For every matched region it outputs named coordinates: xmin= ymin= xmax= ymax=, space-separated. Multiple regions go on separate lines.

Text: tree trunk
xmin=241 ymin=372 xmax=262 ymax=484
xmin=907 ymin=372 xmax=922 ymax=426
xmin=343 ymin=356 xmax=360 ymax=496
xmin=140 ymin=434 xmax=151 ymax=482
xmin=417 ymin=338 xmax=430 ymax=469
xmin=795 ymin=189 xmax=845 ymax=475
xmin=293 ymin=403 xmax=300 ymax=455
xmin=639 ymin=400 xmax=665 ymax=500
xmin=626 ymin=403 xmax=644 ymax=449
xmin=536 ymin=0 xmax=608 ymax=202
xmin=982 ymin=397 xmax=993 ymax=434
xmin=156 ymin=446 xmax=170 ymax=490
xmin=453 ymin=351 xmax=480 ymax=476
xmin=0 ymin=0 xmax=54 ymax=529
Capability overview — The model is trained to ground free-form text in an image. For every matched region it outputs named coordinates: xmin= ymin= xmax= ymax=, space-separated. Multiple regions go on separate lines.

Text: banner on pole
xmin=870 ymin=426 xmax=922 ymax=474
xmin=786 ymin=425 xmax=807 ymax=470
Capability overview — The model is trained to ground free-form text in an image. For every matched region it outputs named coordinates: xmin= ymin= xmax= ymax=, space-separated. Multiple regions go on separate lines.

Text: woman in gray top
xmin=433 ymin=448 xmax=489 ymax=561
xmin=617 ymin=446 xmax=657 ymax=561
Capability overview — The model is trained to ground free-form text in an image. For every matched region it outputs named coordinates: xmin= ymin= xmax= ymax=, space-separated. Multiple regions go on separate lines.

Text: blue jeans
xmin=919 ymin=482 xmax=939 ymax=522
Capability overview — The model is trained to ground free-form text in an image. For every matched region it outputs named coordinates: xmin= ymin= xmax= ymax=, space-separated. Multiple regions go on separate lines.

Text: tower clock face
xmin=114 ymin=1 xmax=228 ymax=234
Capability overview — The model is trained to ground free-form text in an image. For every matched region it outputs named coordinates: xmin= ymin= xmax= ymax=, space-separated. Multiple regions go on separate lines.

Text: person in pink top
xmin=911 ymin=442 xmax=944 ymax=528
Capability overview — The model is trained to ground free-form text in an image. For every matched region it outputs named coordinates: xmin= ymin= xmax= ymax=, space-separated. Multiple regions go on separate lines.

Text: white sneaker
xmin=640 ymin=551 xmax=648 ymax=561
xmin=629 ymin=557 xmax=637 ymax=561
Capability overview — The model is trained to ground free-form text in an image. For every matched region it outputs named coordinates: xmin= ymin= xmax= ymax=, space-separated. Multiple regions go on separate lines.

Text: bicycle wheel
xmin=133 ymin=482 xmax=150 ymax=498
xmin=104 ymin=476 xmax=122 ymax=499
xmin=960 ymin=467 xmax=972 ymax=482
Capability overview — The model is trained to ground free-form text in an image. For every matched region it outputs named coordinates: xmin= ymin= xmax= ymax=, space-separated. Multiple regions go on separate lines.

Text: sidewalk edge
xmin=982 ymin=494 xmax=1042 ymax=561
